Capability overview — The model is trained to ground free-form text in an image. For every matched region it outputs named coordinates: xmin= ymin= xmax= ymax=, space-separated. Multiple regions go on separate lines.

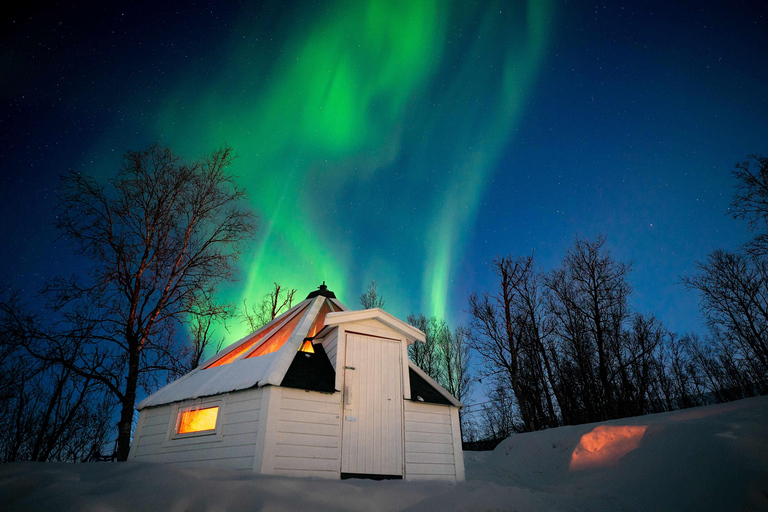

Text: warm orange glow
xmin=207 ymin=303 xmax=309 ymax=367
xmin=306 ymin=299 xmax=334 ymax=338
xmin=178 ymin=406 xmax=219 ymax=434
xmin=569 ymin=425 xmax=648 ymax=470
xmin=247 ymin=305 xmax=307 ymax=358
xmin=299 ymin=339 xmax=315 ymax=353
xmin=206 ymin=329 xmax=270 ymax=368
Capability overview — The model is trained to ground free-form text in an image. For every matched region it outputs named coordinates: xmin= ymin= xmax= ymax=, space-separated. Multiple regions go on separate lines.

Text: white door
xmin=341 ymin=333 xmax=403 ymax=476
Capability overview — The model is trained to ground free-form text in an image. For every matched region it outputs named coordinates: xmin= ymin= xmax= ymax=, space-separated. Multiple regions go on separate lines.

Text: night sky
xmin=2 ymin=0 xmax=767 ymax=346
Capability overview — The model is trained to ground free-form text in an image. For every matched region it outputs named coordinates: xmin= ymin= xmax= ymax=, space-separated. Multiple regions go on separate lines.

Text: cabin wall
xmin=130 ymin=387 xmax=263 ymax=470
xmin=403 ymin=401 xmax=465 ymax=482
xmin=269 ymin=387 xmax=342 ymax=479
xmin=322 ymin=329 xmax=339 ymax=372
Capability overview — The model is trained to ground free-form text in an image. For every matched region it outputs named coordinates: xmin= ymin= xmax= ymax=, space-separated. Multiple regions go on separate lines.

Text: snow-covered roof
xmin=138 ymin=353 xmax=280 ymax=409
xmin=138 ymin=285 xmax=347 ymax=410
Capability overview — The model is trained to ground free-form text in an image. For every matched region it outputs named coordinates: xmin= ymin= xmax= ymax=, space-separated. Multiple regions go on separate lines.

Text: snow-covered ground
xmin=3 ymin=396 xmax=768 ymax=511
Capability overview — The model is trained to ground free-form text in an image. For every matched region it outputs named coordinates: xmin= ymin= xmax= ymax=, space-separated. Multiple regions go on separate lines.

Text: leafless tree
xmin=683 ymin=249 xmax=768 ymax=372
xmin=0 ymin=293 xmax=116 ymax=462
xmin=730 ymin=154 xmax=768 ymax=257
xmin=407 ymin=314 xmax=444 ymax=380
xmin=360 ymin=280 xmax=385 ymax=309
xmin=241 ymin=282 xmax=296 ymax=332
xmin=42 ymin=143 xmax=257 ymax=460
xmin=545 ymin=235 xmax=632 ymax=421
xmin=466 ymin=255 xmax=557 ymax=431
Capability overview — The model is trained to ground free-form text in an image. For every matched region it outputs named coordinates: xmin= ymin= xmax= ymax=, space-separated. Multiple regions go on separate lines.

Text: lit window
xmin=177 ymin=406 xmax=219 ymax=434
xmin=299 ymin=339 xmax=315 ymax=353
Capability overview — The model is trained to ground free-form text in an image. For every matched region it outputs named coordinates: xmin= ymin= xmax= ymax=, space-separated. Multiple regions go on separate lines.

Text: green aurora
xmin=155 ymin=0 xmax=552 ymax=342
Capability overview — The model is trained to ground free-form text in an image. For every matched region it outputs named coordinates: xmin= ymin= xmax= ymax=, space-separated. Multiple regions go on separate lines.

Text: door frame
xmin=338 ymin=324 xmax=407 ymax=478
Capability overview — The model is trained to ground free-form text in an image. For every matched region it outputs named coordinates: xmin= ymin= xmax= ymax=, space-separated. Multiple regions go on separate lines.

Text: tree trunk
xmin=115 ymin=344 xmax=140 ymax=461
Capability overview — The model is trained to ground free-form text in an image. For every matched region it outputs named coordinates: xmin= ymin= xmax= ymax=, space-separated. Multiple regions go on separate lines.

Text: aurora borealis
xmin=2 ymin=1 xmax=768 ymax=345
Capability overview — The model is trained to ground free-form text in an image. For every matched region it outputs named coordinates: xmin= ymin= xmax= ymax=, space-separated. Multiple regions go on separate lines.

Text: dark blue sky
xmin=1 ymin=0 xmax=766 ymax=339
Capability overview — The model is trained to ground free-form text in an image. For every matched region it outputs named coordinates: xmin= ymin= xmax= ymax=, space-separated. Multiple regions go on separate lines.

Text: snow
xmin=137 ymin=353 xmax=280 ymax=409
xmin=3 ymin=396 xmax=768 ymax=511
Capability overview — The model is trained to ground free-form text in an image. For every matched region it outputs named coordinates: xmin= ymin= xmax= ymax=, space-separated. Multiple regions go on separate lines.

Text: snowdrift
xmin=2 ymin=396 xmax=767 ymax=511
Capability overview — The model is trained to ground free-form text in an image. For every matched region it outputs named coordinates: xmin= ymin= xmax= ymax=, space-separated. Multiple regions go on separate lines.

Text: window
xmin=171 ymin=403 xmax=222 ymax=439
xmin=177 ymin=406 xmax=219 ymax=434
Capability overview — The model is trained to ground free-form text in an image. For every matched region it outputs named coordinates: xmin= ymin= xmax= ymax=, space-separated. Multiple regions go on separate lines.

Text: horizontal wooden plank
xmin=281 ymin=388 xmax=340 ymax=404
xmin=404 ymin=401 xmax=452 ymax=413
xmin=279 ymin=409 xmax=340 ymax=426
xmin=226 ymin=410 xmax=260 ymax=425
xmin=273 ymin=456 xmax=340 ymax=472
xmin=274 ymin=444 xmax=339 ymax=460
xmin=273 ymin=468 xmax=339 ymax=479
xmin=404 ymin=421 xmax=453 ymax=434
xmin=405 ymin=463 xmax=456 ymax=476
xmin=406 ymin=452 xmax=455 ymax=464
xmin=405 ymin=441 xmax=454 ymax=454
xmin=276 ymin=431 xmax=339 ymax=448
xmin=226 ymin=399 xmax=261 ymax=414
xmin=140 ymin=422 xmax=170 ymax=437
xmin=405 ymin=431 xmax=453 ymax=444
xmin=135 ymin=439 xmax=255 ymax=460
xmin=167 ymin=456 xmax=253 ymax=471
xmin=227 ymin=388 xmax=262 ymax=404
xmin=223 ymin=420 xmax=258 ymax=437
xmin=137 ymin=433 xmax=166 ymax=447
xmin=143 ymin=410 xmax=172 ymax=425
xmin=281 ymin=397 xmax=340 ymax=415
xmin=404 ymin=410 xmax=451 ymax=425
xmin=278 ymin=420 xmax=339 ymax=437
xmin=145 ymin=405 xmax=172 ymax=420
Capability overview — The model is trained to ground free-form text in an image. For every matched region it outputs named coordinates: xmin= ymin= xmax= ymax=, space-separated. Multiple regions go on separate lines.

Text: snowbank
xmin=2 ymin=396 xmax=767 ymax=511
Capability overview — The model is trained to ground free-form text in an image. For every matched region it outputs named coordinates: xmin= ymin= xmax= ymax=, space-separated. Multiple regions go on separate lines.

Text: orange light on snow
xmin=178 ymin=406 xmax=219 ymax=434
xmin=569 ymin=425 xmax=648 ymax=470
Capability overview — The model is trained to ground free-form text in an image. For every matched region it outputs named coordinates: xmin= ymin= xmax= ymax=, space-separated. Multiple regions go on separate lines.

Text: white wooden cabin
xmin=129 ymin=284 xmax=465 ymax=482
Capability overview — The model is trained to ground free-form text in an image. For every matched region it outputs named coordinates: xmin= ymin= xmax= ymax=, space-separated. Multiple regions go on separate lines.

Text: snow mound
xmin=2 ymin=396 xmax=768 ymax=511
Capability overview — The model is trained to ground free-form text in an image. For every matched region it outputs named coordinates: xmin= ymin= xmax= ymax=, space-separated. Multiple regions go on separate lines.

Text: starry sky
xmin=2 ymin=0 xmax=767 ymax=346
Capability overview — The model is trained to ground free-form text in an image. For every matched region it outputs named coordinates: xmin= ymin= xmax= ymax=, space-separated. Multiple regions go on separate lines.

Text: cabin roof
xmin=137 ymin=284 xmax=461 ymax=410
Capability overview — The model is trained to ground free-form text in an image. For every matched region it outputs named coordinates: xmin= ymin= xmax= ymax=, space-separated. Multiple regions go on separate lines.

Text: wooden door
xmin=341 ymin=333 xmax=403 ymax=476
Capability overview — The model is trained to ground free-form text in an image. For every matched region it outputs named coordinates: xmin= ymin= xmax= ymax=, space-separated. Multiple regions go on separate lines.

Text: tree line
xmin=463 ymin=155 xmax=768 ymax=442
xmin=1 ymin=146 xmax=765 ymax=461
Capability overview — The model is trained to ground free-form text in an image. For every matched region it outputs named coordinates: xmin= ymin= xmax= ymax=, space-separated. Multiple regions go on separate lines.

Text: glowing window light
xmin=177 ymin=406 xmax=219 ymax=434
xmin=569 ymin=425 xmax=648 ymax=470
xmin=207 ymin=303 xmax=309 ymax=368
xmin=306 ymin=299 xmax=334 ymax=338
xmin=299 ymin=339 xmax=315 ymax=353
xmin=246 ymin=304 xmax=307 ymax=358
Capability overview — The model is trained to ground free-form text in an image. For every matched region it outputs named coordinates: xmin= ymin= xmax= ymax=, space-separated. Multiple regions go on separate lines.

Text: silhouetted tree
xmin=241 ymin=282 xmax=297 ymax=331
xmin=545 ymin=235 xmax=632 ymax=421
xmin=360 ymin=280 xmax=385 ymax=309
xmin=43 ymin=143 xmax=257 ymax=460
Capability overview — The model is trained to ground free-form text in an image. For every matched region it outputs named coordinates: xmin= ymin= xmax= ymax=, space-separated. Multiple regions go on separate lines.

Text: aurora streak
xmin=154 ymin=0 xmax=551 ymax=341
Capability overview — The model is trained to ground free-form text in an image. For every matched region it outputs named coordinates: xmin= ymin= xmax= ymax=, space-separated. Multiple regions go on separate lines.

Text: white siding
xmin=322 ymin=329 xmax=339 ymax=372
xmin=131 ymin=387 xmax=262 ymax=471
xmin=272 ymin=387 xmax=342 ymax=479
xmin=403 ymin=401 xmax=463 ymax=482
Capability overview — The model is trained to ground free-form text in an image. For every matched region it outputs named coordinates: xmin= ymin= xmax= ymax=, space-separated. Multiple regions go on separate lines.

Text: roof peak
xmin=306 ymin=281 xmax=336 ymax=299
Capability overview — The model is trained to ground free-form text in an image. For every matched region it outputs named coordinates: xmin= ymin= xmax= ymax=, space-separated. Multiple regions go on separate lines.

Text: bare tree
xmin=241 ymin=282 xmax=296 ymax=331
xmin=683 ymin=249 xmax=768 ymax=372
xmin=360 ymin=280 xmax=385 ymax=309
xmin=466 ymin=255 xmax=557 ymax=431
xmin=545 ymin=235 xmax=632 ymax=421
xmin=42 ymin=143 xmax=257 ymax=460
xmin=407 ymin=314 xmax=443 ymax=380
xmin=0 ymin=293 xmax=116 ymax=462
xmin=730 ymin=154 xmax=768 ymax=257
